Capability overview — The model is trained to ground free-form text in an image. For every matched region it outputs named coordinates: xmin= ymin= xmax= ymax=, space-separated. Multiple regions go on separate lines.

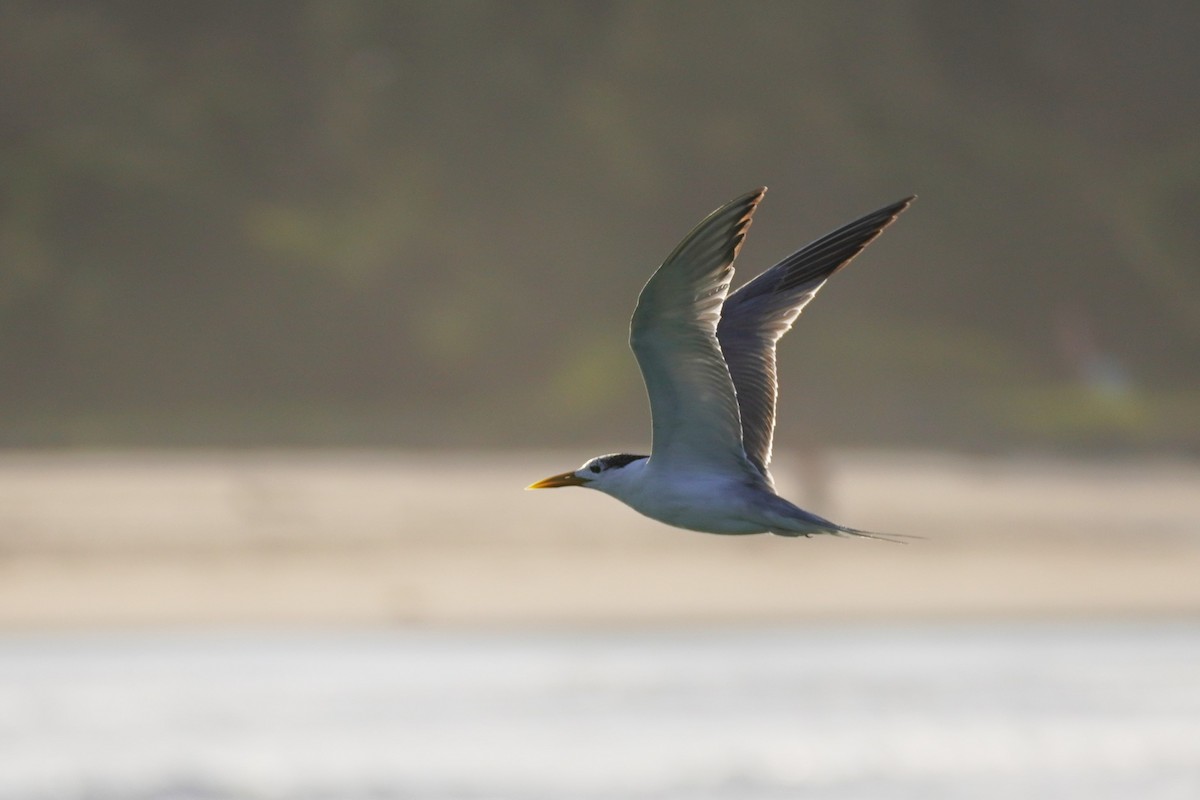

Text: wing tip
xmin=729 ymin=187 xmax=769 ymax=261
xmin=737 ymin=186 xmax=768 ymax=221
xmin=735 ymin=187 xmax=768 ymax=221
xmin=879 ymin=194 xmax=916 ymax=219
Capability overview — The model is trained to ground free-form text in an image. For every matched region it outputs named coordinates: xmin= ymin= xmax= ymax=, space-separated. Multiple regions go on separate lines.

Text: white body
xmin=589 ymin=457 xmax=765 ymax=534
xmin=575 ymin=456 xmax=842 ymax=536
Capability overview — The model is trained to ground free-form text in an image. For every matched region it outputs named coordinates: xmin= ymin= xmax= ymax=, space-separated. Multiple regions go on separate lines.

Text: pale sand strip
xmin=0 ymin=451 xmax=1197 ymax=627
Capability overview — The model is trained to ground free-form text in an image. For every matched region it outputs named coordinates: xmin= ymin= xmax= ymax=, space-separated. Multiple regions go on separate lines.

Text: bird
xmin=527 ymin=188 xmax=914 ymax=540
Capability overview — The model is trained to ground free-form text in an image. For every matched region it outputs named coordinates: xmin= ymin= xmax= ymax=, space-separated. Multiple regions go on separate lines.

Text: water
xmin=2 ymin=622 xmax=1199 ymax=800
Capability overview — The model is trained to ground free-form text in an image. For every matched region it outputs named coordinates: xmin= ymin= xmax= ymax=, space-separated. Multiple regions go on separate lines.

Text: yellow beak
xmin=526 ymin=470 xmax=588 ymax=489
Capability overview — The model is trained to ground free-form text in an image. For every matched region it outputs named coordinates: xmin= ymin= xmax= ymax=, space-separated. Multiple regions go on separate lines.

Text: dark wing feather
xmin=717 ymin=196 xmax=914 ymax=478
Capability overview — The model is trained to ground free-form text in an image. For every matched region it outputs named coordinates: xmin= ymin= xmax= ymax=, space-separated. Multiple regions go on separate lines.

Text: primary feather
xmin=718 ymin=196 xmax=914 ymax=479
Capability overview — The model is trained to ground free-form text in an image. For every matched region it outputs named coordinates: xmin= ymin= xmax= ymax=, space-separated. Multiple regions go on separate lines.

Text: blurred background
xmin=4 ymin=0 xmax=1200 ymax=451
xmin=1 ymin=2 xmax=1198 ymax=799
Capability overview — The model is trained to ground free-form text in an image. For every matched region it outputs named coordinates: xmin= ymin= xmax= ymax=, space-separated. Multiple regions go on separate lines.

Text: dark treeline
xmin=2 ymin=2 xmax=1198 ymax=449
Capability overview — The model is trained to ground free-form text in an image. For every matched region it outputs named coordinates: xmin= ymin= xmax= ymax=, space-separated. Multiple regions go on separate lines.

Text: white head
xmin=526 ymin=453 xmax=648 ymax=494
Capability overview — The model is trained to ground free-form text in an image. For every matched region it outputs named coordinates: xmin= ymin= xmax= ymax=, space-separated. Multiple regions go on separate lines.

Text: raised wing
xmin=718 ymin=196 xmax=914 ymax=477
xmin=631 ymin=188 xmax=766 ymax=475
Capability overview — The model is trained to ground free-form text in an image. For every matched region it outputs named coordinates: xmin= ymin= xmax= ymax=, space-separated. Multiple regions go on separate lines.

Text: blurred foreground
xmin=4 ymin=624 xmax=1198 ymax=800
xmin=1 ymin=449 xmax=1197 ymax=628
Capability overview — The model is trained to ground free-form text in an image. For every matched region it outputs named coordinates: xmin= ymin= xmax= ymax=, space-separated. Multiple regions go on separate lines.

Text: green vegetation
xmin=2 ymin=2 xmax=1197 ymax=451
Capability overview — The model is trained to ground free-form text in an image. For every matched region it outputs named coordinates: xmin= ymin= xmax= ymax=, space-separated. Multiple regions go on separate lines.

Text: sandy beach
xmin=0 ymin=450 xmax=1197 ymax=628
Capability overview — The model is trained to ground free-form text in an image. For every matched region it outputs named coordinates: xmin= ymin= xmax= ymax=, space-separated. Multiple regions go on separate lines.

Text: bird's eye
xmin=589 ymin=464 xmax=601 ymax=474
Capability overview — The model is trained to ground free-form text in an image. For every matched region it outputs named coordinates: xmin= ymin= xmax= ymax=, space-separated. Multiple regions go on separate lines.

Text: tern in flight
xmin=528 ymin=188 xmax=914 ymax=540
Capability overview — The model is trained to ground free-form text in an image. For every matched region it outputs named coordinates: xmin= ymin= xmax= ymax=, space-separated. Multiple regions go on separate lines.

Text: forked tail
xmin=763 ymin=495 xmax=921 ymax=543
xmin=769 ymin=525 xmax=920 ymax=543
xmin=827 ymin=526 xmax=922 ymax=544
